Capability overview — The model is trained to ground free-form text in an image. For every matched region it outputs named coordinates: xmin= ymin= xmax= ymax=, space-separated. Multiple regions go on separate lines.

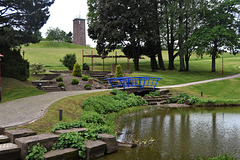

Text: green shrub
xmin=59 ymin=53 xmax=76 ymax=70
xmin=51 ymin=121 xmax=86 ymax=133
xmin=115 ymin=64 xmax=124 ymax=77
xmin=82 ymin=90 xmax=147 ymax=114
xmin=56 ymin=76 xmax=63 ymax=82
xmin=52 ymin=132 xmax=86 ymax=159
xmin=30 ymin=63 xmax=46 ymax=75
xmin=58 ymin=82 xmax=65 ymax=87
xmin=2 ymin=48 xmax=29 ymax=81
xmin=82 ymin=75 xmax=90 ymax=81
xmin=80 ymin=111 xmax=106 ymax=124
xmin=84 ymin=84 xmax=92 ymax=90
xmin=189 ymin=96 xmax=201 ymax=105
xmin=172 ymin=96 xmax=178 ymax=103
xmin=26 ymin=143 xmax=47 ymax=160
xmin=71 ymin=78 xmax=79 ymax=85
xmin=72 ymin=62 xmax=82 ymax=77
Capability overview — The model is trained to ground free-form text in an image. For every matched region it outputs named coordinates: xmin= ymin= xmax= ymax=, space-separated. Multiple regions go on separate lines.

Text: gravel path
xmin=1 ymin=73 xmax=240 ymax=128
xmin=0 ymin=89 xmax=110 ymax=128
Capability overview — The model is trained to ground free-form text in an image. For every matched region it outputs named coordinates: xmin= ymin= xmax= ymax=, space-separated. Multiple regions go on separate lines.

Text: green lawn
xmin=1 ymin=77 xmax=46 ymax=103
xmin=1 ymin=41 xmax=238 ymax=103
xmin=170 ymin=77 xmax=240 ymax=100
xmin=23 ymin=41 xmax=240 ymax=86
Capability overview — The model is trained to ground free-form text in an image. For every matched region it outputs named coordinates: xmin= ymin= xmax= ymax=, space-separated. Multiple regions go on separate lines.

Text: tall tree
xmin=88 ymin=0 xmax=152 ymax=71
xmin=0 ymin=0 xmax=54 ymax=80
xmin=189 ymin=0 xmax=240 ymax=72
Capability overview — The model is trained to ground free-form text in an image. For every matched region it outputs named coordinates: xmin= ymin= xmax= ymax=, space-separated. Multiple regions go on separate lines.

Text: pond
xmin=99 ymin=107 xmax=240 ymax=160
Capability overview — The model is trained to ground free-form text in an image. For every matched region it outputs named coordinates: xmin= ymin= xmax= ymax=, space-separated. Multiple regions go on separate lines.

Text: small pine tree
xmin=115 ymin=64 xmax=124 ymax=77
xmin=72 ymin=62 xmax=82 ymax=77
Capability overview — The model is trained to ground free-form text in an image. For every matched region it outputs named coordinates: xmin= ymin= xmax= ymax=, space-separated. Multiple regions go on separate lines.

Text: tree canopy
xmin=46 ymin=27 xmax=72 ymax=43
xmin=0 ymin=0 xmax=54 ymax=48
xmin=0 ymin=0 xmax=54 ymax=80
xmin=87 ymin=0 xmax=240 ymax=72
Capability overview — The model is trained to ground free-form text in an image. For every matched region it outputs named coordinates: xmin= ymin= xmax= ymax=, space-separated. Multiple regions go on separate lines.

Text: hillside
xmin=24 ymin=41 xmax=92 ymax=49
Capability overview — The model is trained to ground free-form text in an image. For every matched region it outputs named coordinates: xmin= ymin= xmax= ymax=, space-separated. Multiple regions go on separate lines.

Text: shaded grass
xmin=17 ymin=91 xmax=111 ymax=134
xmin=1 ymin=77 xmax=45 ymax=103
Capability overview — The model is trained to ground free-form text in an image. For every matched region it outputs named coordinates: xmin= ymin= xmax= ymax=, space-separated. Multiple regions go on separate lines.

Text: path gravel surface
xmin=1 ymin=73 xmax=240 ymax=128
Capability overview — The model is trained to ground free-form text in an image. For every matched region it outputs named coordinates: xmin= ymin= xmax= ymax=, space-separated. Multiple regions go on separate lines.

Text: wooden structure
xmin=82 ymin=50 xmax=130 ymax=71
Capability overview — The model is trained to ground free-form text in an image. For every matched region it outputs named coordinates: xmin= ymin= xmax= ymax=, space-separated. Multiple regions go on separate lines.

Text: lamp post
xmin=0 ymin=53 xmax=4 ymax=102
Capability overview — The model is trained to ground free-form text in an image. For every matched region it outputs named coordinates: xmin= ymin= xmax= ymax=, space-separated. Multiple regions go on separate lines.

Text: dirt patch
xmin=53 ymin=72 xmax=107 ymax=91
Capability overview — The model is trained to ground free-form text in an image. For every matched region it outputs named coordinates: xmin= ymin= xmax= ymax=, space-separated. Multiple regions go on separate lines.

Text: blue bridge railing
xmin=105 ymin=77 xmax=162 ymax=91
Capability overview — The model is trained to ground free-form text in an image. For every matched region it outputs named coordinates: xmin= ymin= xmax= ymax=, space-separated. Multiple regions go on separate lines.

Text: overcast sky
xmin=40 ymin=0 xmax=96 ymax=47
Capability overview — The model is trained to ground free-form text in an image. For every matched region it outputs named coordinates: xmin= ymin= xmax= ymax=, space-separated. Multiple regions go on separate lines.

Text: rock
xmin=0 ymin=127 xmax=5 ymax=135
xmin=15 ymin=133 xmax=60 ymax=160
xmin=0 ymin=135 xmax=10 ymax=144
xmin=117 ymin=141 xmax=137 ymax=148
xmin=95 ymin=85 xmax=102 ymax=89
xmin=98 ymin=134 xmax=118 ymax=153
xmin=54 ymin=128 xmax=88 ymax=135
xmin=163 ymin=103 xmax=191 ymax=108
xmin=0 ymin=143 xmax=20 ymax=160
xmin=44 ymin=148 xmax=79 ymax=160
xmin=159 ymin=89 xmax=170 ymax=95
xmin=85 ymin=140 xmax=107 ymax=160
xmin=4 ymin=128 xmax=37 ymax=143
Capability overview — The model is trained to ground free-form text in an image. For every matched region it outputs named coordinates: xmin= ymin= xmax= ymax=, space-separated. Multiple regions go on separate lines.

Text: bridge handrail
xmin=105 ymin=77 xmax=162 ymax=91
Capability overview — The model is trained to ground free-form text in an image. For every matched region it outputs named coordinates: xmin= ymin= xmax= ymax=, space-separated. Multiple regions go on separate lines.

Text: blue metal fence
xmin=105 ymin=77 xmax=162 ymax=91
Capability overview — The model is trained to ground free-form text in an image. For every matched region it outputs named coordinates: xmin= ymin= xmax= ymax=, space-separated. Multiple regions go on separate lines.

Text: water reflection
xmin=99 ymin=107 xmax=240 ymax=160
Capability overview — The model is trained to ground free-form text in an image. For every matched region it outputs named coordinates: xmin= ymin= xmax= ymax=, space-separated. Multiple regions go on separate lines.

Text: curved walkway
xmin=0 ymin=73 xmax=240 ymax=128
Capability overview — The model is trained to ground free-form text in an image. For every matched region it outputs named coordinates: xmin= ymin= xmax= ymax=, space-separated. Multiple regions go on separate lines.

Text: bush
xmin=1 ymin=48 xmax=29 ymax=81
xmin=189 ymin=96 xmax=201 ymax=105
xmin=72 ymin=62 xmax=82 ymax=77
xmin=71 ymin=78 xmax=79 ymax=85
xmin=115 ymin=64 xmax=124 ymax=77
xmin=172 ymin=96 xmax=178 ymax=103
xmin=80 ymin=111 xmax=106 ymax=125
xmin=58 ymin=82 xmax=65 ymax=87
xmin=84 ymin=84 xmax=92 ymax=90
xmin=30 ymin=63 xmax=46 ymax=75
xmin=52 ymin=132 xmax=86 ymax=159
xmin=59 ymin=53 xmax=76 ymax=70
xmin=82 ymin=75 xmax=90 ymax=81
xmin=26 ymin=143 xmax=47 ymax=160
xmin=51 ymin=121 xmax=86 ymax=133
xmin=56 ymin=76 xmax=63 ymax=82
xmin=82 ymin=90 xmax=147 ymax=114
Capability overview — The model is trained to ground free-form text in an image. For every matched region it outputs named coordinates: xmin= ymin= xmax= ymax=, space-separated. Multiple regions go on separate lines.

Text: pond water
xmin=98 ymin=107 xmax=240 ymax=160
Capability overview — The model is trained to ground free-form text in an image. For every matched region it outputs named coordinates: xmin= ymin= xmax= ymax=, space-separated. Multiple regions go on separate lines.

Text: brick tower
xmin=73 ymin=18 xmax=86 ymax=46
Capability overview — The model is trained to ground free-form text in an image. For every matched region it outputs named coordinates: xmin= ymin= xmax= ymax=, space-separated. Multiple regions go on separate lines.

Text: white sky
xmin=40 ymin=0 xmax=96 ymax=47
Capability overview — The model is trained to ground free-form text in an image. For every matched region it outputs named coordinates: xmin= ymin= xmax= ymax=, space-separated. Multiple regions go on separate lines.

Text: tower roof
xmin=73 ymin=18 xmax=85 ymax=21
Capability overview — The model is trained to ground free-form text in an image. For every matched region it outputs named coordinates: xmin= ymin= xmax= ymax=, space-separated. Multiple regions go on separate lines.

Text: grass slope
xmin=171 ymin=77 xmax=240 ymax=100
xmin=1 ymin=77 xmax=45 ymax=103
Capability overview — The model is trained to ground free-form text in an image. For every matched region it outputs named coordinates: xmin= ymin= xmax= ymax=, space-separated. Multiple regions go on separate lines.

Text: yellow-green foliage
xmin=115 ymin=64 xmax=124 ymax=77
xmin=72 ymin=62 xmax=82 ymax=77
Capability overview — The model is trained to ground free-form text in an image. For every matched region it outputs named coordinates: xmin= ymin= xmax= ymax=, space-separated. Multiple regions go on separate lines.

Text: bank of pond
xmin=27 ymin=89 xmax=239 ymax=160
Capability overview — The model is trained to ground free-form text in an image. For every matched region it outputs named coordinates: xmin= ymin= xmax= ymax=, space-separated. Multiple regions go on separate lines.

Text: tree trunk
xmin=153 ymin=0 xmax=165 ymax=70
xmin=151 ymin=55 xmax=156 ymax=72
xmin=178 ymin=0 xmax=185 ymax=71
xmin=185 ymin=51 xmax=189 ymax=71
xmin=211 ymin=41 xmax=217 ymax=72
xmin=168 ymin=20 xmax=175 ymax=70
xmin=158 ymin=50 xmax=165 ymax=70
